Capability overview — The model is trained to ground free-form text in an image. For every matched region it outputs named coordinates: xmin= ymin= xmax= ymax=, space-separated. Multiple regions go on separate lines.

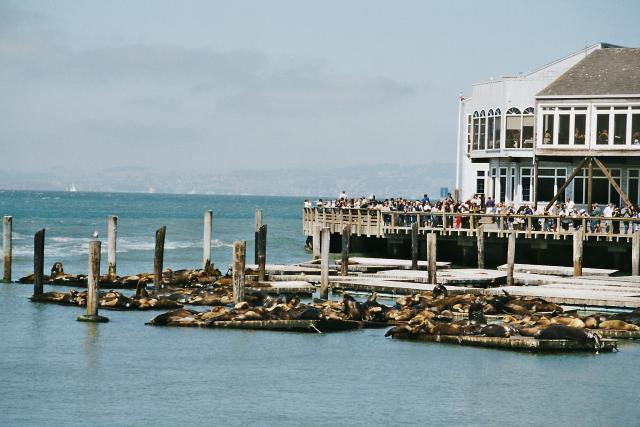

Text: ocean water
xmin=1 ymin=191 xmax=639 ymax=426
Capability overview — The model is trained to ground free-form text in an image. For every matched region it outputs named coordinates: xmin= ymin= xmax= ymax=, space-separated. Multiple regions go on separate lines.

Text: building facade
xmin=458 ymin=43 xmax=640 ymax=209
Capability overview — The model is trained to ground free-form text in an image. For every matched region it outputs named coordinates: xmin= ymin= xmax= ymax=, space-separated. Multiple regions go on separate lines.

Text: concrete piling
xmin=477 ymin=225 xmax=485 ymax=269
xmin=233 ymin=240 xmax=246 ymax=303
xmin=411 ymin=222 xmax=419 ymax=270
xmin=312 ymin=224 xmax=321 ymax=260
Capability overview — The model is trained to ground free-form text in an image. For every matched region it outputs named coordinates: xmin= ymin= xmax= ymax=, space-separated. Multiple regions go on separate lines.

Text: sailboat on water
xmin=66 ymin=183 xmax=78 ymax=192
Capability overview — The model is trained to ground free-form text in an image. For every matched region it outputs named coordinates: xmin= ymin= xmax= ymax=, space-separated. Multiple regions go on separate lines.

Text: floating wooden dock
xmin=391 ymin=333 xmax=617 ymax=352
xmin=358 ymin=268 xmax=506 ymax=287
xmin=148 ymin=319 xmax=361 ymax=333
xmin=337 ymin=257 xmax=452 ymax=272
xmin=483 ymin=286 xmax=640 ymax=309
xmin=497 ymin=263 xmax=617 ymax=277
xmin=332 ymin=277 xmax=483 ymax=295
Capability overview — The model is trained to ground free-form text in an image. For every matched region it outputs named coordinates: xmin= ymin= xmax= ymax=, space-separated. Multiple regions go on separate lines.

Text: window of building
xmin=542 ymin=114 xmax=554 ymax=144
xmin=558 ymin=113 xmax=570 ymax=145
xmin=537 ymin=168 xmax=566 ymax=202
xmin=597 ymin=114 xmax=609 ymax=144
xmin=487 ymin=110 xmax=495 ymax=149
xmin=499 ymin=167 xmax=508 ymax=202
xmin=466 ymin=115 xmax=472 ymax=154
xmin=629 ymin=169 xmax=639 ymax=207
xmin=574 ymin=114 xmax=586 ymax=145
xmin=522 ymin=107 xmax=534 ymax=148
xmin=505 ymin=108 xmax=521 ymax=148
xmin=632 ymin=113 xmax=640 ymax=145
xmin=476 ymin=170 xmax=486 ymax=194
xmin=521 ymin=167 xmax=532 ymax=202
xmin=472 ymin=111 xmax=479 ymax=150
xmin=491 ymin=167 xmax=497 ymax=199
xmin=494 ymin=109 xmax=501 ymax=149
xmin=479 ymin=110 xmax=486 ymax=150
xmin=510 ymin=168 xmax=516 ymax=201
xmin=574 ymin=168 xmax=621 ymax=205
xmin=614 ymin=113 xmax=627 ymax=145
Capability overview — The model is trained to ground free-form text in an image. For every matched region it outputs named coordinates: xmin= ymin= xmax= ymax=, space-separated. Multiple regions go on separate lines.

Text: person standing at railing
xmin=603 ymin=203 xmax=614 ymax=233
xmin=590 ymin=204 xmax=602 ymax=233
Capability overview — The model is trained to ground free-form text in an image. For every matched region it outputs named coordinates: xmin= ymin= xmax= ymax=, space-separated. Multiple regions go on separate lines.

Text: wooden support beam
xmin=320 ymin=227 xmax=330 ymax=298
xmin=258 ymin=225 xmax=267 ymax=282
xmin=341 ymin=225 xmax=350 ymax=277
xmin=477 ymin=225 xmax=485 ymax=269
xmin=154 ymin=226 xmax=166 ymax=288
xmin=411 ymin=222 xmax=419 ymax=270
xmin=593 ymin=157 xmax=632 ymax=207
xmin=533 ymin=159 xmax=538 ymax=210
xmin=233 ymin=241 xmax=246 ymax=303
xmin=573 ymin=228 xmax=584 ymax=277
xmin=3 ymin=216 xmax=11 ymax=283
xmin=312 ymin=224 xmax=321 ymax=260
xmin=506 ymin=232 xmax=516 ymax=286
xmin=633 ymin=231 xmax=640 ymax=276
xmin=78 ymin=240 xmax=108 ymax=322
xmin=203 ymin=209 xmax=213 ymax=271
xmin=545 ymin=157 xmax=588 ymax=211
xmin=587 ymin=159 xmax=593 ymax=215
xmin=107 ymin=215 xmax=117 ymax=279
xmin=254 ymin=209 xmax=262 ymax=264
xmin=33 ymin=229 xmax=45 ymax=296
xmin=427 ymin=233 xmax=437 ymax=284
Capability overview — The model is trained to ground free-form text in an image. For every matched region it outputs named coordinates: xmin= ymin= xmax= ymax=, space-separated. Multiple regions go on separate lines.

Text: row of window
xmin=478 ymin=167 xmax=638 ymax=206
xmin=541 ymin=106 xmax=640 ymax=147
xmin=468 ymin=107 xmax=534 ymax=152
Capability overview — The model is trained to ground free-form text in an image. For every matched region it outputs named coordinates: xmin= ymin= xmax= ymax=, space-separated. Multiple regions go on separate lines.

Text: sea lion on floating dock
xmin=467 ymin=301 xmax=487 ymax=325
xmin=342 ymin=294 xmax=364 ymax=321
xmin=479 ymin=324 xmax=512 ymax=338
xmin=535 ymin=324 xmax=601 ymax=349
xmin=50 ymin=262 xmax=64 ymax=278
xmin=598 ymin=320 xmax=640 ymax=331
xmin=432 ymin=284 xmax=448 ymax=299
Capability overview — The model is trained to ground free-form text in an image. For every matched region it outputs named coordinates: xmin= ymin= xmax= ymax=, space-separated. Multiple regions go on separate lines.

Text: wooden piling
xmin=427 ymin=233 xmax=437 ymax=284
xmin=258 ymin=224 xmax=267 ymax=282
xmin=78 ymin=240 xmax=108 ymax=322
xmin=477 ymin=225 xmax=485 ymax=269
xmin=203 ymin=209 xmax=213 ymax=271
xmin=320 ymin=227 xmax=330 ymax=298
xmin=506 ymin=232 xmax=516 ymax=286
xmin=107 ymin=215 xmax=117 ymax=279
xmin=632 ymin=231 xmax=640 ymax=276
xmin=411 ymin=222 xmax=419 ymax=270
xmin=233 ymin=240 xmax=246 ymax=303
xmin=33 ymin=229 xmax=45 ymax=296
xmin=341 ymin=225 xmax=350 ymax=276
xmin=312 ymin=224 xmax=321 ymax=260
xmin=154 ymin=226 xmax=166 ymax=288
xmin=254 ymin=209 xmax=262 ymax=264
xmin=3 ymin=216 xmax=12 ymax=283
xmin=573 ymin=228 xmax=584 ymax=277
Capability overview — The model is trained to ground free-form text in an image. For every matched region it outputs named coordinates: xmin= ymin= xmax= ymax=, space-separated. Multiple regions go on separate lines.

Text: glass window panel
xmin=494 ymin=116 xmax=501 ymax=148
xmin=592 ymin=180 xmax=609 ymax=204
xmin=557 ymin=168 xmax=566 ymax=177
xmin=476 ymin=177 xmax=485 ymax=194
xmin=480 ymin=117 xmax=486 ymax=149
xmin=522 ymin=177 xmax=531 ymax=202
xmin=543 ymin=115 xmax=554 ymax=144
xmin=499 ymin=177 xmax=507 ymax=202
xmin=473 ymin=118 xmax=479 ymax=150
xmin=506 ymin=116 xmax=521 ymax=148
xmin=632 ymin=114 xmax=640 ymax=145
xmin=614 ymin=114 xmax=627 ymax=145
xmin=574 ymin=177 xmax=584 ymax=204
xmin=521 ymin=168 xmax=531 ymax=176
xmin=538 ymin=168 xmax=554 ymax=177
xmin=629 ymin=177 xmax=639 ymax=207
xmin=558 ymin=114 xmax=570 ymax=145
xmin=629 ymin=169 xmax=639 ymax=178
xmin=487 ymin=117 xmax=494 ymax=149
xmin=538 ymin=178 xmax=555 ymax=201
xmin=574 ymin=114 xmax=586 ymax=145
xmin=522 ymin=115 xmax=534 ymax=148
xmin=597 ymin=114 xmax=609 ymax=144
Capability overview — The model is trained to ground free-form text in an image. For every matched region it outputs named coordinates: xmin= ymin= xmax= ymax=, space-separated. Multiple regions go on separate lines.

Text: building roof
xmin=537 ymin=48 xmax=640 ymax=97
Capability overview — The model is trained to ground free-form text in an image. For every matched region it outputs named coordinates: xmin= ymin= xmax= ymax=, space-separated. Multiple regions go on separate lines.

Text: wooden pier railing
xmin=303 ymin=207 xmax=640 ymax=242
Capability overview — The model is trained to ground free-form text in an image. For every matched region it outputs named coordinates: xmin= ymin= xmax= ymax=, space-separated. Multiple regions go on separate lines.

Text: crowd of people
xmin=304 ymin=191 xmax=640 ymax=234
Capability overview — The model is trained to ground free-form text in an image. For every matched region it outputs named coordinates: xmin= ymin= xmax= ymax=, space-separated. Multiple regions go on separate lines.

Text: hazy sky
xmin=2 ymin=0 xmax=640 ymax=175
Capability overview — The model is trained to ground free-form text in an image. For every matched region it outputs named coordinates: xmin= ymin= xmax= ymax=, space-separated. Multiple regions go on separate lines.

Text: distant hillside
xmin=0 ymin=163 xmax=454 ymax=198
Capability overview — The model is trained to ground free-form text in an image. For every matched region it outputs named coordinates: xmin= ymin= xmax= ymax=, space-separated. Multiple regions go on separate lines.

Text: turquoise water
xmin=1 ymin=191 xmax=639 ymax=426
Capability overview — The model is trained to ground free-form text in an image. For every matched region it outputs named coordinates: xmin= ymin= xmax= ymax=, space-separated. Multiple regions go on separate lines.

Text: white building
xmin=458 ymin=43 xmax=640 ymax=210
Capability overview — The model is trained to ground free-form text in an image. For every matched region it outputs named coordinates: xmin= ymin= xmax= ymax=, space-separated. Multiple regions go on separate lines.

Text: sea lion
xmin=135 ymin=279 xmax=149 ymax=299
xmin=467 ymin=301 xmax=487 ymax=325
xmin=297 ymin=306 xmax=323 ymax=320
xmin=384 ymin=324 xmax=412 ymax=338
xmin=149 ymin=309 xmax=200 ymax=326
xmin=342 ymin=294 xmax=364 ymax=321
xmin=432 ymin=284 xmax=448 ymax=299
xmin=50 ymin=262 xmax=64 ymax=278
xmin=430 ymin=323 xmax=463 ymax=336
xmin=535 ymin=324 xmax=601 ymax=349
xmin=480 ymin=324 xmax=511 ymax=338
xmin=598 ymin=319 xmax=640 ymax=331
xmin=583 ymin=317 xmax=599 ymax=329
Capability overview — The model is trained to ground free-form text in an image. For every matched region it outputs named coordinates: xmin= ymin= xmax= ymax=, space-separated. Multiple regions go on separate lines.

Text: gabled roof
xmin=537 ymin=48 xmax=640 ymax=97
